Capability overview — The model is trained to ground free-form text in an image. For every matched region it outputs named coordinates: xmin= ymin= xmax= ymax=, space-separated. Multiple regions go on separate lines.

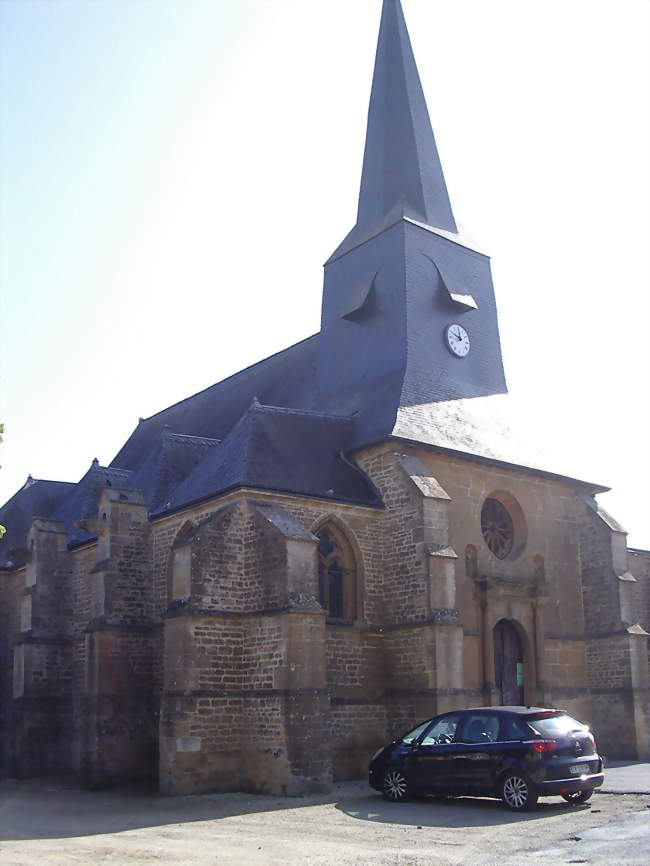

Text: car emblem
xmin=575 ymin=741 xmax=582 ymax=754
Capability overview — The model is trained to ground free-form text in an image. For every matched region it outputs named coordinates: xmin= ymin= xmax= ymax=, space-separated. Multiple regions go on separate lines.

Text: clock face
xmin=445 ymin=324 xmax=471 ymax=358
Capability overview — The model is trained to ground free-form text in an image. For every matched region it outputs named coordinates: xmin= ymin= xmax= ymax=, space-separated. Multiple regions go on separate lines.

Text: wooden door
xmin=493 ymin=619 xmax=524 ymax=705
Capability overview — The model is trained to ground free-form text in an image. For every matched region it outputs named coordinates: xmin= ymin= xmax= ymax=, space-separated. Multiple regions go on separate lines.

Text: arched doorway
xmin=493 ymin=619 xmax=524 ymax=705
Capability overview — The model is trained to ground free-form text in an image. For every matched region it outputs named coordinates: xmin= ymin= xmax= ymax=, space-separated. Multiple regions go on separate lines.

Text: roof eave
xmin=349 ymin=434 xmax=610 ymax=495
xmin=325 ymin=215 xmax=488 ymax=267
xmin=151 ymin=483 xmax=384 ymax=522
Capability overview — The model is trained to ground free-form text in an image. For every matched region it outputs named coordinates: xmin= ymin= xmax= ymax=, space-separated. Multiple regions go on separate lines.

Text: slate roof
xmin=391 ymin=398 xmax=609 ymax=493
xmin=126 ymin=428 xmax=220 ymax=514
xmin=0 ymin=478 xmax=75 ymax=569
xmin=51 ymin=460 xmax=133 ymax=547
xmin=159 ymin=402 xmax=380 ymax=515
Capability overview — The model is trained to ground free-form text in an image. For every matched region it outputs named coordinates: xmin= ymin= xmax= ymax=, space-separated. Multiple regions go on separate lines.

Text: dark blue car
xmin=368 ymin=707 xmax=604 ymax=810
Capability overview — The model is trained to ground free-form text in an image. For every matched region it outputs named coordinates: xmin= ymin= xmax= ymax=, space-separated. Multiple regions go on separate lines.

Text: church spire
xmin=330 ymin=0 xmax=457 ymax=261
xmin=359 ymin=0 xmax=457 ymax=233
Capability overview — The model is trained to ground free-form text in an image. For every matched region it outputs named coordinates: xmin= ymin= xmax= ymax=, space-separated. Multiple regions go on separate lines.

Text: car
xmin=368 ymin=706 xmax=604 ymax=810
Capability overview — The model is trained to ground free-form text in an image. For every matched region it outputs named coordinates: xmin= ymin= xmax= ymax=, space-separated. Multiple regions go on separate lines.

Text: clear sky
xmin=1 ymin=0 xmax=648 ymax=547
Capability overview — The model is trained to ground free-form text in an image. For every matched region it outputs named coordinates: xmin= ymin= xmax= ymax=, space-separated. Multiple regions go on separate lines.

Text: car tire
xmin=382 ymin=768 xmax=408 ymax=802
xmin=501 ymin=772 xmax=538 ymax=811
xmin=562 ymin=789 xmax=593 ymax=805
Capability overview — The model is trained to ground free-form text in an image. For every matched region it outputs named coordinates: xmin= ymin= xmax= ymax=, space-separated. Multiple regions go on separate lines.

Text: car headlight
xmin=370 ymin=747 xmax=385 ymax=762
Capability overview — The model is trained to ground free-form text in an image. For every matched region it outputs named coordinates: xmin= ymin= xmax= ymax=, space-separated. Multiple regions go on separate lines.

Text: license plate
xmin=569 ymin=765 xmax=583 ymax=775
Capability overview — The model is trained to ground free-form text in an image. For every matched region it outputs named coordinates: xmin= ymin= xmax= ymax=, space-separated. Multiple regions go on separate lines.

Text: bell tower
xmin=318 ymin=0 xmax=507 ymax=437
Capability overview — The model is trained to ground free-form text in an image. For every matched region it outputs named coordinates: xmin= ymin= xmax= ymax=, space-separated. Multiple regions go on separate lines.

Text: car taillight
xmin=531 ymin=740 xmax=557 ymax=754
xmin=587 ymin=733 xmax=596 ymax=751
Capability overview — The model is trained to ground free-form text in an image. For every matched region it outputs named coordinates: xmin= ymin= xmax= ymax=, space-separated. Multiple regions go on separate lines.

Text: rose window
xmin=481 ymin=498 xmax=514 ymax=560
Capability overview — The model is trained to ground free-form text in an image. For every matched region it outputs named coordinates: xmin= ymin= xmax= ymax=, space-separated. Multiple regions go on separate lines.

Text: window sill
xmin=326 ymin=617 xmax=356 ymax=627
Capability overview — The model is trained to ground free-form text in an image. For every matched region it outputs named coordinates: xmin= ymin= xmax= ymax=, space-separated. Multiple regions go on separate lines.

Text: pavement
xmin=0 ymin=773 xmax=649 ymax=866
xmin=497 ymin=809 xmax=650 ymax=866
xmin=601 ymin=761 xmax=650 ymax=794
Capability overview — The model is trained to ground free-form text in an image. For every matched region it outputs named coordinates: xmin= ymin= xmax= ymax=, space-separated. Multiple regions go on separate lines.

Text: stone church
xmin=1 ymin=0 xmax=648 ymax=794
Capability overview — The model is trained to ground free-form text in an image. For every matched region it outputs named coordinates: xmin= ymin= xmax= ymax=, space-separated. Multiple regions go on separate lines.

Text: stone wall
xmin=628 ymin=548 xmax=650 ymax=679
xmin=326 ymin=625 xmax=384 ymax=778
xmin=71 ymin=545 xmax=96 ymax=774
xmin=6 ymin=520 xmax=74 ymax=777
xmin=80 ymin=490 xmax=156 ymax=786
xmin=159 ymin=502 xmax=331 ymax=795
xmin=580 ymin=504 xmax=649 ymax=759
xmin=153 ymin=491 xmax=385 ymax=790
xmin=0 ymin=568 xmax=24 ymax=775
xmin=355 ymin=450 xmax=430 ymax=625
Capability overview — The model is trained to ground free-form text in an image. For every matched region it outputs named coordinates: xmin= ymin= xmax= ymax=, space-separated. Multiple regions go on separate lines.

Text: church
xmin=1 ymin=0 xmax=648 ymax=794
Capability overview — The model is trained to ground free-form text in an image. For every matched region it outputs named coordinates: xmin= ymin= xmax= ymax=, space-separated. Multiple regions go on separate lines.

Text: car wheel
xmin=562 ymin=789 xmax=593 ymax=805
xmin=383 ymin=768 xmax=408 ymax=802
xmin=501 ymin=772 xmax=538 ymax=811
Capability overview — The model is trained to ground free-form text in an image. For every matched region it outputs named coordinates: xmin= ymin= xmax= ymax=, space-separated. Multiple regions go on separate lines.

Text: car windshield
xmin=400 ymin=721 xmax=430 ymax=744
xmin=528 ymin=714 xmax=585 ymax=737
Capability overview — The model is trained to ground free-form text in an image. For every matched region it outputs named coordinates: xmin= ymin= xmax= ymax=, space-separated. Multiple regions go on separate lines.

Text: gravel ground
xmin=0 ymin=778 xmax=648 ymax=866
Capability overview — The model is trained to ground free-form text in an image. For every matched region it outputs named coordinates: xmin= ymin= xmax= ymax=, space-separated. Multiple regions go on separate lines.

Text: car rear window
xmin=527 ymin=714 xmax=586 ymax=736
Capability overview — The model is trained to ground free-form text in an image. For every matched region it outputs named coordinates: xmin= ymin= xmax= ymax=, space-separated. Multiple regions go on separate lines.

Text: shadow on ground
xmin=337 ymin=791 xmax=590 ymax=829
xmin=0 ymin=777 xmax=590 ymax=841
xmin=604 ymin=760 xmax=642 ymax=769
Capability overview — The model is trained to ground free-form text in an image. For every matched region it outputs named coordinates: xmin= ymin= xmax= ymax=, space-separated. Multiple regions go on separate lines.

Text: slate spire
xmin=330 ymin=0 xmax=457 ymax=261
xmin=361 ymin=0 xmax=457 ymax=230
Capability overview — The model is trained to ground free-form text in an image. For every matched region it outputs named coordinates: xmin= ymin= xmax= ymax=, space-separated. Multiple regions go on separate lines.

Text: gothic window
xmin=317 ymin=524 xmax=357 ymax=621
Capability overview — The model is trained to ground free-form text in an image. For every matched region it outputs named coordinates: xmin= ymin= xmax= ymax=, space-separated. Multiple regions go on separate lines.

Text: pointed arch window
xmin=317 ymin=524 xmax=357 ymax=621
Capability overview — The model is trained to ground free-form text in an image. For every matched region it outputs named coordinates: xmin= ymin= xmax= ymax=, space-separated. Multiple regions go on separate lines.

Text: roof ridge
xmin=240 ymin=406 xmax=258 ymax=486
xmin=99 ymin=466 xmax=132 ymax=477
xmin=167 ymin=432 xmax=220 ymax=446
xmin=252 ymin=403 xmax=355 ymax=422
xmin=26 ymin=478 xmax=76 ymax=487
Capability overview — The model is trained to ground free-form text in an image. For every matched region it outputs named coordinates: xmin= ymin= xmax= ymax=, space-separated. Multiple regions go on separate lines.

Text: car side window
xmin=460 ymin=713 xmax=500 ymax=744
xmin=500 ymin=716 xmax=528 ymax=741
xmin=420 ymin=715 xmax=460 ymax=746
xmin=400 ymin=721 xmax=431 ymax=744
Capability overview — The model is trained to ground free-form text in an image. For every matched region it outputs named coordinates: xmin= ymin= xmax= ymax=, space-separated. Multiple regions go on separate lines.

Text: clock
xmin=445 ymin=324 xmax=470 ymax=358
